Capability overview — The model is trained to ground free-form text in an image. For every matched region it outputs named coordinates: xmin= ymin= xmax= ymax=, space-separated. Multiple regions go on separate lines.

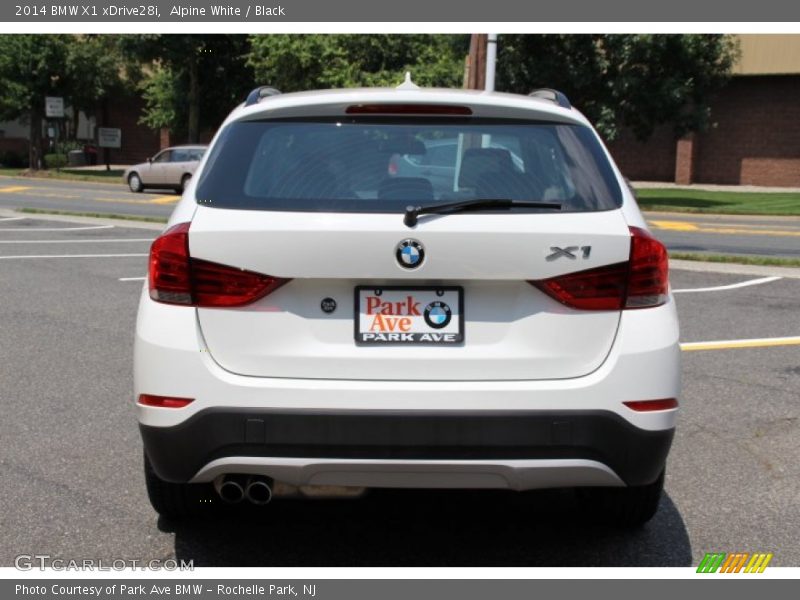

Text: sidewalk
xmin=65 ymin=164 xmax=131 ymax=171
xmin=632 ymin=181 xmax=800 ymax=194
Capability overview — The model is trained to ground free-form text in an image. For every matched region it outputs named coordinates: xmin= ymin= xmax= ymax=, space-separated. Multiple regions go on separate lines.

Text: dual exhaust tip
xmin=216 ymin=474 xmax=273 ymax=505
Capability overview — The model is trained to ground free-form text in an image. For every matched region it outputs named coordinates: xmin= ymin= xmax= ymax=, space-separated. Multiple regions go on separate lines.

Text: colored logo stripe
xmin=697 ymin=552 xmax=726 ymax=573
xmin=745 ymin=553 xmax=773 ymax=573
xmin=697 ymin=552 xmax=773 ymax=573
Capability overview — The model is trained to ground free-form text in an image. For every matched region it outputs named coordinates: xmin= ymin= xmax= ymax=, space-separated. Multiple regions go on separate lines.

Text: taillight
xmin=388 ymin=154 xmax=399 ymax=176
xmin=532 ymin=262 xmax=629 ymax=311
xmin=625 ymin=226 xmax=669 ymax=308
xmin=149 ymin=222 xmax=192 ymax=305
xmin=531 ymin=226 xmax=668 ymax=311
xmin=148 ymin=222 xmax=290 ymax=307
xmin=623 ymin=398 xmax=679 ymax=412
xmin=138 ymin=394 xmax=194 ymax=408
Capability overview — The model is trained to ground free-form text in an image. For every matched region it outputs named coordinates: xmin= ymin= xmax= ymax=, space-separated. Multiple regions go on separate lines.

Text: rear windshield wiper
xmin=403 ymin=198 xmax=561 ymax=227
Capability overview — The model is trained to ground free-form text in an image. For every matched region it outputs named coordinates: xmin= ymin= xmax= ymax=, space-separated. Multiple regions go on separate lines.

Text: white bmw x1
xmin=135 ymin=80 xmax=680 ymax=526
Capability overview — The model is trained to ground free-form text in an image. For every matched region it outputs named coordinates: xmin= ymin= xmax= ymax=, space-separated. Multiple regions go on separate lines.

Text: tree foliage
xmin=0 ymin=35 xmax=123 ymax=168
xmin=119 ymin=35 xmax=253 ymax=142
xmin=247 ymin=35 xmax=469 ymax=92
xmin=0 ymin=33 xmax=740 ymax=164
xmin=497 ymin=34 xmax=739 ymax=141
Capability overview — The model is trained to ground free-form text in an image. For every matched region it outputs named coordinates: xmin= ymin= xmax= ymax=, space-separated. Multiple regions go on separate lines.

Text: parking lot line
xmin=0 ymin=186 xmax=31 ymax=193
xmin=649 ymin=219 xmax=800 ymax=237
xmin=119 ymin=276 xmax=146 ymax=281
xmin=672 ymin=276 xmax=782 ymax=293
xmin=681 ymin=336 xmax=800 ymax=351
xmin=0 ymin=216 xmax=25 ymax=221
xmin=0 ymin=225 xmax=115 ymax=232
xmin=148 ymin=195 xmax=181 ymax=205
xmin=0 ymin=253 xmax=147 ymax=260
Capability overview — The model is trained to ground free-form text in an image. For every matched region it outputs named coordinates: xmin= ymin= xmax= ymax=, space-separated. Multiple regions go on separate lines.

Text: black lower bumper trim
xmin=141 ymin=409 xmax=673 ymax=486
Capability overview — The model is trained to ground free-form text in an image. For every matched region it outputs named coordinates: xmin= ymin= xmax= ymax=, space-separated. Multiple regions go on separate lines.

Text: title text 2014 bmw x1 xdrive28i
xmin=135 ymin=81 xmax=680 ymax=526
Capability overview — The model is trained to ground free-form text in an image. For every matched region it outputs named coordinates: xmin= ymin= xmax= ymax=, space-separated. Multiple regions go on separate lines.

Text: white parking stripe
xmin=672 ymin=276 xmax=782 ymax=294
xmin=0 ymin=238 xmax=153 ymax=244
xmin=119 ymin=277 xmax=146 ymax=281
xmin=0 ymin=253 xmax=147 ymax=260
xmin=0 ymin=225 xmax=115 ymax=232
xmin=0 ymin=216 xmax=25 ymax=221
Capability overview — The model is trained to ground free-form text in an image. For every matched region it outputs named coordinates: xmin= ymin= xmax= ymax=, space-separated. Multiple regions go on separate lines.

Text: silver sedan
xmin=123 ymin=145 xmax=207 ymax=193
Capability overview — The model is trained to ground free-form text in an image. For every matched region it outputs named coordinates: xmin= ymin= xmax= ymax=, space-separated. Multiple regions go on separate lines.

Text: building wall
xmin=606 ymin=124 xmax=677 ymax=182
xmin=607 ymin=74 xmax=800 ymax=187
xmin=694 ymin=75 xmax=800 ymax=186
xmin=102 ymin=94 xmax=161 ymax=164
xmin=0 ymin=94 xmax=161 ymax=167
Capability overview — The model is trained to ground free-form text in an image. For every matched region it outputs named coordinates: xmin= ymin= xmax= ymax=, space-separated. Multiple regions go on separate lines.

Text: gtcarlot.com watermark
xmin=14 ymin=554 xmax=194 ymax=571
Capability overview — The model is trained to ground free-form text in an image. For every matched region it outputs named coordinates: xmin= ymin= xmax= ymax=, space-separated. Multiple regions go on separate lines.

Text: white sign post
xmin=44 ymin=96 xmax=64 ymax=118
xmin=97 ymin=127 xmax=122 ymax=149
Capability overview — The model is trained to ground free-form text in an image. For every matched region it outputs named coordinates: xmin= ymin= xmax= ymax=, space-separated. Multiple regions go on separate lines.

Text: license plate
xmin=355 ymin=286 xmax=464 ymax=345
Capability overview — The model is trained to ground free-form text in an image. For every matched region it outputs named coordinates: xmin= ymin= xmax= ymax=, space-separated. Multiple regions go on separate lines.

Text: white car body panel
xmin=189 ymin=207 xmax=632 ymax=381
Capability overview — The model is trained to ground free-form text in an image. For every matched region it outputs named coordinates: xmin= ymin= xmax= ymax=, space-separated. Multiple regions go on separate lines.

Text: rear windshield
xmin=195 ymin=119 xmax=622 ymax=213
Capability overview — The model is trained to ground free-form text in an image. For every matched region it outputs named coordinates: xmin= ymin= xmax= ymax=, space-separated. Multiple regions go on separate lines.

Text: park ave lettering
xmin=366 ymin=295 xmax=421 ymax=332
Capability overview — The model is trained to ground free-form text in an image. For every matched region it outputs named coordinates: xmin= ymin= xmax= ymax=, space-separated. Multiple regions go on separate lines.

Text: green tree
xmin=497 ymin=34 xmax=739 ymax=141
xmin=120 ymin=35 xmax=252 ymax=143
xmin=247 ymin=35 xmax=469 ymax=92
xmin=0 ymin=35 xmax=123 ymax=169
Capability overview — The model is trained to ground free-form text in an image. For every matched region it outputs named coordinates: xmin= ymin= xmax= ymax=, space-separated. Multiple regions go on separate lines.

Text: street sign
xmin=97 ymin=127 xmax=122 ymax=149
xmin=45 ymin=97 xmax=64 ymax=118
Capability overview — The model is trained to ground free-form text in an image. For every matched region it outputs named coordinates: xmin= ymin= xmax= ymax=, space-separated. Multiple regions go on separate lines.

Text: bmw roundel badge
xmin=423 ymin=301 xmax=452 ymax=329
xmin=396 ymin=239 xmax=425 ymax=269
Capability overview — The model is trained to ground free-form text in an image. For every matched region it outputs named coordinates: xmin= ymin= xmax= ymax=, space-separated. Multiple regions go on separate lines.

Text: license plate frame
xmin=354 ymin=285 xmax=464 ymax=345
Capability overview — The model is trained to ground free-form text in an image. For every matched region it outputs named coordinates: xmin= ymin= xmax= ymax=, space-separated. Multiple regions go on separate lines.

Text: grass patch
xmin=635 ymin=188 xmax=800 ymax=216
xmin=16 ymin=207 xmax=167 ymax=224
xmin=0 ymin=167 xmax=125 ymax=183
xmin=670 ymin=251 xmax=800 ymax=268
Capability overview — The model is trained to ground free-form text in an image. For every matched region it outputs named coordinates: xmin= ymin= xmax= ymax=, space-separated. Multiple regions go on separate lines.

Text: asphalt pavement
xmin=1 ymin=176 xmax=799 ymax=258
xmin=0 ymin=213 xmax=798 ymax=567
xmin=0 ymin=175 xmax=179 ymax=219
xmin=647 ymin=211 xmax=800 ymax=258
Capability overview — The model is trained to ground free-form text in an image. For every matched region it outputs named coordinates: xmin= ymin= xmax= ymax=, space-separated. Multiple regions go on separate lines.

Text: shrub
xmin=44 ymin=153 xmax=68 ymax=170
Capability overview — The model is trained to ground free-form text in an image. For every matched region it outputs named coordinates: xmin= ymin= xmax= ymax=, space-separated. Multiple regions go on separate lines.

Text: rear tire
xmin=579 ymin=469 xmax=665 ymax=528
xmin=128 ymin=172 xmax=143 ymax=193
xmin=143 ymin=453 xmax=217 ymax=520
xmin=179 ymin=174 xmax=191 ymax=193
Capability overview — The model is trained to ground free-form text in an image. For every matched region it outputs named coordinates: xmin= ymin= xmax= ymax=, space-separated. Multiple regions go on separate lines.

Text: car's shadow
xmin=160 ymin=488 xmax=691 ymax=566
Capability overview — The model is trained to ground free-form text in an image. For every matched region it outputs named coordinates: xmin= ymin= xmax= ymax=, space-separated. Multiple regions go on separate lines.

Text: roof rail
xmin=528 ymin=88 xmax=571 ymax=109
xmin=244 ymin=86 xmax=282 ymax=107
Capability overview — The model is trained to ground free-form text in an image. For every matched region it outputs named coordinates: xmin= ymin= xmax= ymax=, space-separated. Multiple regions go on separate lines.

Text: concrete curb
xmin=670 ymin=259 xmax=800 ymax=279
xmin=0 ymin=208 xmax=166 ymax=231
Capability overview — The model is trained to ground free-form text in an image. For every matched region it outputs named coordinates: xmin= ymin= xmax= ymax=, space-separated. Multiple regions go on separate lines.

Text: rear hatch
xmin=188 ymin=109 xmax=630 ymax=381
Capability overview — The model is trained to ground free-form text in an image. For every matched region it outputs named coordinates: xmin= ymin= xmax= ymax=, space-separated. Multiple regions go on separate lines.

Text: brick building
xmin=608 ymin=35 xmax=800 ymax=187
xmin=0 ymin=92 xmax=161 ymax=167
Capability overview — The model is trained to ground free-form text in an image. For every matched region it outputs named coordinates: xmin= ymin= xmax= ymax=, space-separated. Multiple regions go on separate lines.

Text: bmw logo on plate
xmin=423 ymin=301 xmax=452 ymax=329
xmin=396 ymin=239 xmax=425 ymax=269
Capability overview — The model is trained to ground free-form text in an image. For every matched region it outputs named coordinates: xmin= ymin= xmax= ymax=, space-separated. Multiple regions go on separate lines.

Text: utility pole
xmin=485 ymin=34 xmax=498 ymax=91
xmin=466 ymin=34 xmax=498 ymax=91
xmin=466 ymin=34 xmax=487 ymax=90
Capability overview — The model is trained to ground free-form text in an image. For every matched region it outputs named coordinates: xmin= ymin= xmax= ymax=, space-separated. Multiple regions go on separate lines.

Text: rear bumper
xmin=141 ymin=409 xmax=673 ymax=487
xmin=135 ymin=288 xmax=680 ymax=489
